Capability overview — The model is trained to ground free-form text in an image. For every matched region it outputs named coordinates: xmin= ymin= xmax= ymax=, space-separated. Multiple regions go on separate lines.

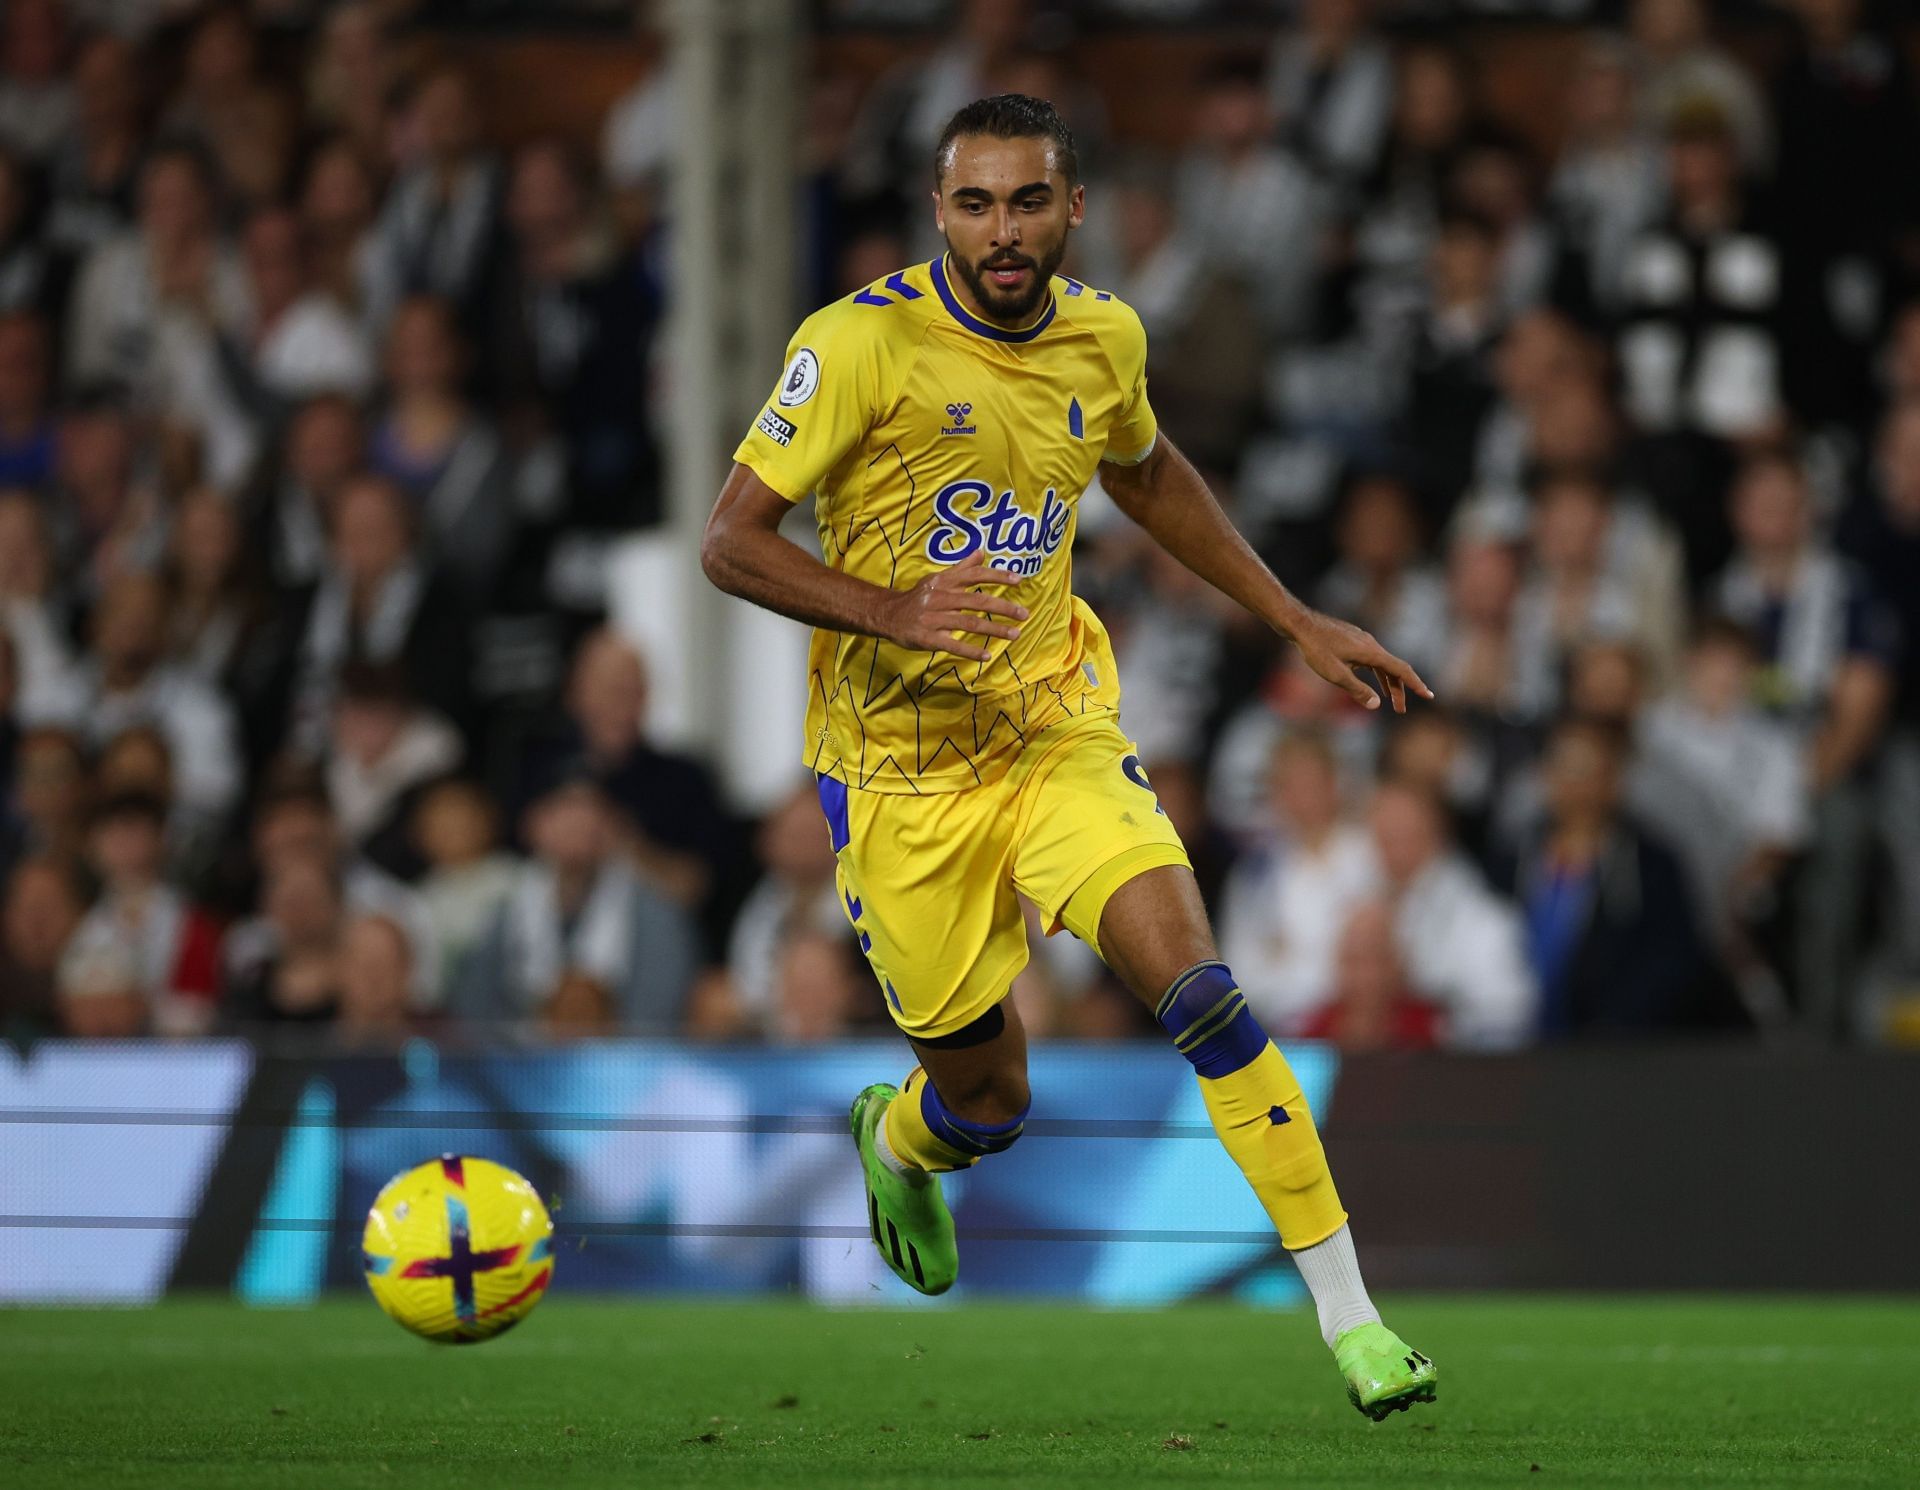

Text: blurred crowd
xmin=3 ymin=0 xmax=1918 ymax=1050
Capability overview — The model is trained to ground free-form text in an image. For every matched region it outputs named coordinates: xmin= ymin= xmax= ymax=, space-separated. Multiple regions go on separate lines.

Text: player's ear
xmin=1067 ymin=183 xmax=1085 ymax=230
xmin=932 ymin=186 xmax=945 ymax=234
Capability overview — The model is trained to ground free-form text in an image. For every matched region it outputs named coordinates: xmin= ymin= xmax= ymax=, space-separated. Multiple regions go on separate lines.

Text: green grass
xmin=3 ymin=1297 xmax=1916 ymax=1489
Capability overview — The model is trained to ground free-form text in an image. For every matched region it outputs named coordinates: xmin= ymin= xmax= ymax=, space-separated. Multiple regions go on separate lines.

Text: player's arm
xmin=1100 ymin=434 xmax=1433 ymax=713
xmin=701 ymin=463 xmax=1030 ymax=664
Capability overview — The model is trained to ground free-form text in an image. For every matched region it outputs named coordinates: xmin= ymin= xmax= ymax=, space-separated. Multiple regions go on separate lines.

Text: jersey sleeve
xmin=732 ymin=304 xmax=891 ymax=503
xmin=1100 ymin=303 xmax=1159 ymax=466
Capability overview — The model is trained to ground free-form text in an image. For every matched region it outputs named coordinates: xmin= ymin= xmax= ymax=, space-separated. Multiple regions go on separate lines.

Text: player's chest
xmin=879 ymin=347 xmax=1117 ymax=494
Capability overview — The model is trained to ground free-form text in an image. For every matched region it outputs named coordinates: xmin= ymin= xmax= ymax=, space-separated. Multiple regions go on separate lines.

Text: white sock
xmin=1289 ymin=1223 xmax=1381 ymax=1349
xmin=872 ymin=1100 xmax=929 ymax=1185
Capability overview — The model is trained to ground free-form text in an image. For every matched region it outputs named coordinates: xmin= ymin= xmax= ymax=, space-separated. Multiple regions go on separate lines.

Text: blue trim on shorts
xmin=816 ymin=774 xmax=851 ymax=854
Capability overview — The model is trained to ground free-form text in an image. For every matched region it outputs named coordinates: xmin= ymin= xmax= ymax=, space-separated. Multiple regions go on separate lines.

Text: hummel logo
xmin=942 ymin=401 xmax=977 ymax=437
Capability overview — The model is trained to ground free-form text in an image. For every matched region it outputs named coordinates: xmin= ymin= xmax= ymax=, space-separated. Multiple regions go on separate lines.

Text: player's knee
xmin=921 ymin=1071 xmax=1030 ymax=1157
xmin=1156 ymin=960 xmax=1269 ymax=1078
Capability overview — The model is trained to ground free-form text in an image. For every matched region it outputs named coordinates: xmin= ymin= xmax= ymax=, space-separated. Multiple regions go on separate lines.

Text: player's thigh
xmin=1008 ymin=715 xmax=1200 ymax=982
xmin=817 ymin=774 xmax=1028 ymax=1040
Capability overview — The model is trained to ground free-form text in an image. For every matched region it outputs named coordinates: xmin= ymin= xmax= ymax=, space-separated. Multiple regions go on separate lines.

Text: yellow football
xmin=361 ymin=1155 xmax=555 ymax=1343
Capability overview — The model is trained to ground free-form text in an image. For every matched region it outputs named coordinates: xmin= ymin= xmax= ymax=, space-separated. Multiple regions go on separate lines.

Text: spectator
xmin=519 ymin=627 xmax=734 ymax=912
xmin=1636 ymin=618 xmax=1807 ymax=983
xmin=1770 ymin=0 xmax=1920 ymax=397
xmin=0 ymin=488 xmax=80 ymax=721
xmin=0 ymin=853 xmax=85 ymax=1035
xmin=0 ymin=311 xmax=58 ymax=487
xmin=1298 ymin=899 xmax=1441 ymax=1052
xmin=334 ymin=911 xmax=418 ymax=1042
xmin=487 ymin=137 xmax=657 ymax=531
xmin=0 ymin=151 xmax=58 ymax=320
xmin=56 ymin=790 xmax=221 ymax=1036
xmin=1714 ymin=453 xmax=1894 ymax=779
xmin=1445 ymin=135 xmax=1555 ymax=319
xmin=236 ymin=205 xmax=376 ymax=407
xmin=369 ymin=295 xmax=513 ymax=601
xmin=62 ymin=570 xmax=245 ymax=827
xmin=1368 ymin=778 xmax=1535 ymax=1048
xmin=769 ymin=924 xmax=865 ymax=1044
xmin=1173 ymin=57 xmax=1327 ymax=342
xmin=1499 ymin=716 xmax=1709 ymax=1036
xmin=49 ymin=394 xmax=164 ymax=608
xmin=66 ymin=140 xmax=245 ymax=398
xmin=159 ymin=5 xmax=294 ymax=211
xmin=250 ymin=392 xmax=364 ymax=589
xmin=1264 ymin=0 xmax=1394 ymax=189
xmin=298 ymin=137 xmax=380 ymax=318
xmin=1841 ymin=397 xmax=1920 ymax=1001
xmin=1627 ymin=0 xmax=1769 ymax=171
xmin=720 ymin=781 xmax=848 ymax=1035
xmin=287 ymin=471 xmax=474 ymax=755
xmin=1320 ymin=478 xmax=1451 ymax=687
xmin=1508 ymin=470 xmax=1641 ymax=716
xmin=1398 ymin=211 xmax=1505 ymax=534
xmin=1219 ymin=728 xmax=1380 ymax=1034
xmin=158 ymin=486 xmax=289 ymax=762
xmin=1104 ymin=173 xmax=1261 ymax=475
xmin=245 ymin=779 xmax=436 ymax=1004
xmin=222 ymin=848 xmax=343 ymax=1025
xmin=304 ymin=3 xmax=402 ymax=167
xmin=1351 ymin=44 xmax=1478 ymax=305
xmin=1436 ymin=524 xmax=1535 ymax=721
xmin=454 ymin=776 xmax=698 ymax=1031
xmin=412 ymin=776 xmax=517 ymax=1007
xmin=44 ymin=32 xmax=142 ymax=260
xmin=0 ymin=0 xmax=72 ymax=165
xmin=368 ymin=66 xmax=504 ymax=335
xmin=1617 ymin=103 xmax=1786 ymax=575
xmin=324 ymin=660 xmax=463 ymax=878
xmin=1549 ymin=35 xmax=1666 ymax=317
xmin=0 ymin=625 xmax=15 ymax=820
xmin=8 ymin=724 xmax=89 ymax=870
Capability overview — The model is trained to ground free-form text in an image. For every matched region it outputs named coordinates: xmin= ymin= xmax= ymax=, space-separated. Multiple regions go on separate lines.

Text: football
xmin=361 ymin=1155 xmax=555 ymax=1344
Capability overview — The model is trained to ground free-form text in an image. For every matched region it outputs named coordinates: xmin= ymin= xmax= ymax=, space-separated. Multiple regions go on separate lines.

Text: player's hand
xmin=877 ymin=554 xmax=1032 ymax=663
xmin=1288 ymin=609 xmax=1434 ymax=714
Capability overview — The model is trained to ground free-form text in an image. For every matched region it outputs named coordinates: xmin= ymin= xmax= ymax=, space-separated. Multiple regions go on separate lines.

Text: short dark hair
xmin=935 ymin=93 xmax=1079 ymax=188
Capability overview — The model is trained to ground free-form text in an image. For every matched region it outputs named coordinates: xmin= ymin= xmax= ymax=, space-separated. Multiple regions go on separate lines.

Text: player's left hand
xmin=1288 ymin=610 xmax=1434 ymax=714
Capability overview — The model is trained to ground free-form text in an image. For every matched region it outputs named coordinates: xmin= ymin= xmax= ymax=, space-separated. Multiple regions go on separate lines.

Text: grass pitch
xmin=3 ymin=1296 xmax=1915 ymax=1489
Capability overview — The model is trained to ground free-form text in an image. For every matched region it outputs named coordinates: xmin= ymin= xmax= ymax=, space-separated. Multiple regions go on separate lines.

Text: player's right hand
xmin=877 ymin=554 xmax=1032 ymax=663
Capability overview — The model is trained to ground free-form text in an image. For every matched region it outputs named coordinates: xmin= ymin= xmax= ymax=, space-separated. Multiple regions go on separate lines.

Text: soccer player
xmin=703 ymin=94 xmax=1437 ymax=1419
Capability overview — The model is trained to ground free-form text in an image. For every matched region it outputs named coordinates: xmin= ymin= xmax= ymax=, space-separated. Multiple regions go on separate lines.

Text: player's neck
xmin=940 ymin=253 xmax=1051 ymax=332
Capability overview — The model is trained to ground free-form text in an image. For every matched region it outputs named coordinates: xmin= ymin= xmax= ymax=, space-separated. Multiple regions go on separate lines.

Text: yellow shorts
xmin=816 ymin=711 xmax=1191 ymax=1040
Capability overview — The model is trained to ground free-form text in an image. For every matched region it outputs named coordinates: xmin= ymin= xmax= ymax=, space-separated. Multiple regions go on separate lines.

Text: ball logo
xmin=925 ymin=478 xmax=1070 ymax=576
xmin=777 ymin=347 xmax=821 ymax=407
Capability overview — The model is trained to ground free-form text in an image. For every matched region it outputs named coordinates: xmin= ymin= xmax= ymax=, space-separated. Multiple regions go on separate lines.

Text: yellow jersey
xmin=733 ymin=255 xmax=1159 ymax=794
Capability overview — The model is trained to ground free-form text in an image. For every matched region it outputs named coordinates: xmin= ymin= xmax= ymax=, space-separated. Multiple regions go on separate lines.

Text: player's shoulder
xmin=795 ymin=261 xmax=943 ymax=352
xmin=1050 ymin=274 xmax=1148 ymax=361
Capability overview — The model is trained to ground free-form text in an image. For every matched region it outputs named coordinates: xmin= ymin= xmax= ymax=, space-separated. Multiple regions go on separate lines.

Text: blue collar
xmin=930 ymin=255 xmax=1056 ymax=344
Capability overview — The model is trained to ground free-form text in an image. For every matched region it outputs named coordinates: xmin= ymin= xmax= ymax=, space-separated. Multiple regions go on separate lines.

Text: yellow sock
xmin=1158 ymin=961 xmax=1347 ymax=1249
xmin=881 ymin=1066 xmax=977 ymax=1173
xmin=1198 ymin=1043 xmax=1347 ymax=1249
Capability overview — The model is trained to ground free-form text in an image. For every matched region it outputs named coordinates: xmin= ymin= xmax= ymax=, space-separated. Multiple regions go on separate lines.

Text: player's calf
xmin=1156 ymin=958 xmax=1439 ymax=1417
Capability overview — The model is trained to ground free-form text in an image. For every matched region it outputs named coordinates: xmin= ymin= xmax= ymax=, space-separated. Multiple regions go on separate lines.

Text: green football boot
xmin=1335 ymin=1322 xmax=1438 ymax=1420
xmin=849 ymin=1083 xmax=960 ymax=1296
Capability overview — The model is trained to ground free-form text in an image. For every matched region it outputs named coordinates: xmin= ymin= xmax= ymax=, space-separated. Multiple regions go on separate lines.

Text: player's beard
xmin=948 ymin=232 xmax=1068 ymax=326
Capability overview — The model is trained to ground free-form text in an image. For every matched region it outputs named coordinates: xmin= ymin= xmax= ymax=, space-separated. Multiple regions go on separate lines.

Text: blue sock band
xmin=1156 ymin=961 xmax=1269 ymax=1078
xmin=920 ymin=1078 xmax=1028 ymax=1157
